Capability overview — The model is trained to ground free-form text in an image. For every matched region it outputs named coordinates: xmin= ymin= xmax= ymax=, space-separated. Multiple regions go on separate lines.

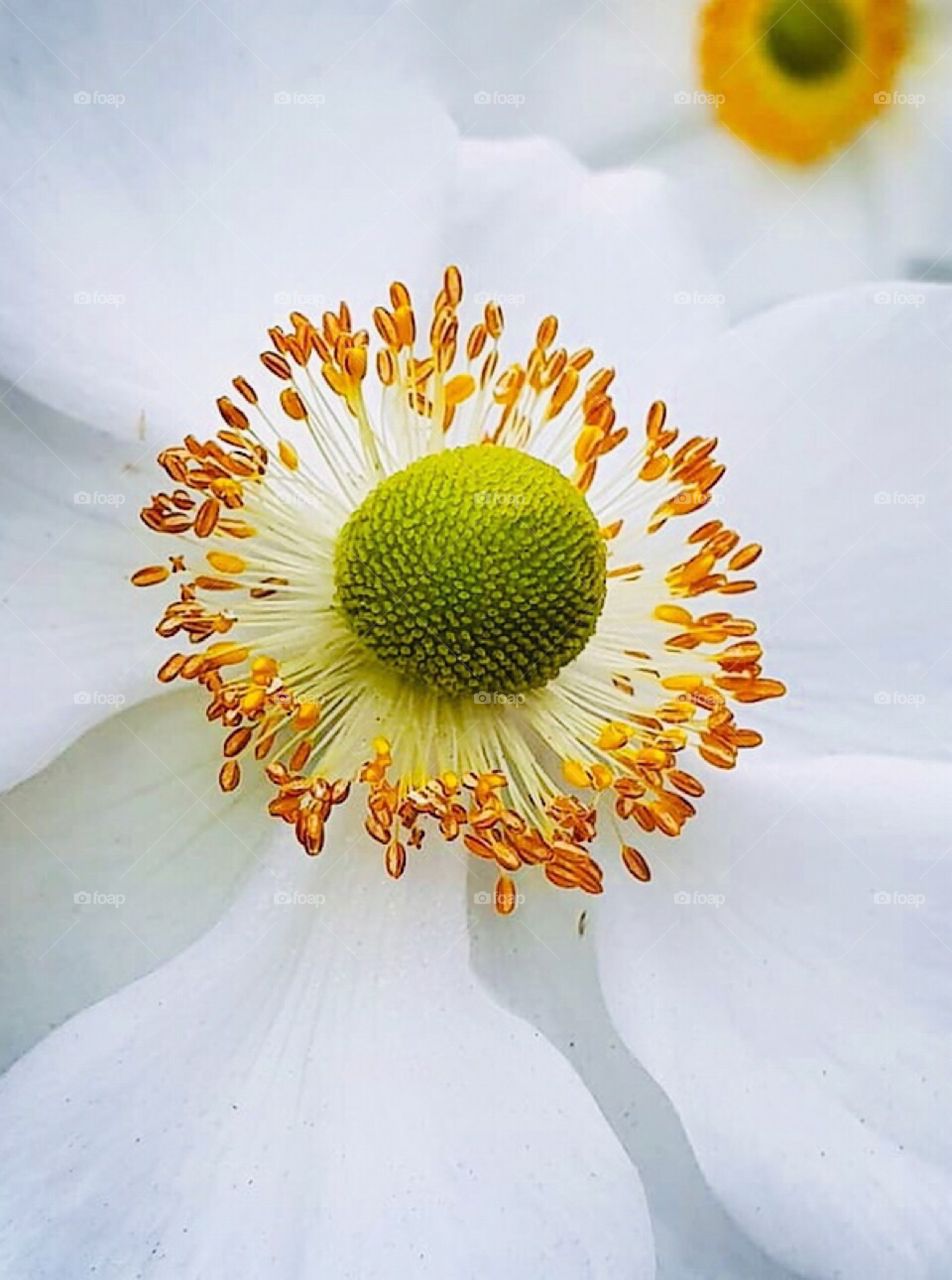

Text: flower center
xmin=334 ymin=444 xmax=606 ymax=698
xmin=764 ymin=0 xmax=854 ymax=81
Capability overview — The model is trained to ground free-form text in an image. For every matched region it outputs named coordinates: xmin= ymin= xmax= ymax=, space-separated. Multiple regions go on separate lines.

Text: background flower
xmin=393 ymin=0 xmax=952 ymax=315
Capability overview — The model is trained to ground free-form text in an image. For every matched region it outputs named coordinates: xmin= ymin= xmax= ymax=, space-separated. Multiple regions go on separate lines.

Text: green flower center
xmin=764 ymin=0 xmax=855 ymax=81
xmin=334 ymin=445 xmax=607 ymax=698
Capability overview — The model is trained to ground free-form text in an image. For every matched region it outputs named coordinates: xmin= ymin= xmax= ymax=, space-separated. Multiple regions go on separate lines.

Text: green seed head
xmin=334 ymin=445 xmax=607 ymax=697
xmin=765 ymin=0 xmax=855 ymax=81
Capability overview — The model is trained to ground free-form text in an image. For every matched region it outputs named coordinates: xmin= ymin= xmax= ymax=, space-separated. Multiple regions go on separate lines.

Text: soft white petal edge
xmin=0 ymin=690 xmax=270 ymax=1070
xmin=645 ymin=281 xmax=952 ymax=761
xmin=0 ymin=11 xmax=456 ymax=440
xmin=0 ymin=822 xmax=654 ymax=1279
xmin=0 ymin=388 xmax=169 ymax=791
xmin=596 ymin=753 xmax=952 ymax=1279
xmin=447 ymin=136 xmax=725 ymax=377
xmin=467 ymin=862 xmax=801 ymax=1280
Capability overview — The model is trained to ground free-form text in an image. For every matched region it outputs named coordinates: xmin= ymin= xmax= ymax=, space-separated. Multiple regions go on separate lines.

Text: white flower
xmin=400 ymin=0 xmax=952 ymax=314
xmin=1 ymin=8 xmax=951 ymax=1279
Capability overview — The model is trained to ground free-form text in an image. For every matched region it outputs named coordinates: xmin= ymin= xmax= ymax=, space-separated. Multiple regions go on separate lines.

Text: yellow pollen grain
xmin=562 ymin=759 xmax=592 ymax=789
xmin=597 ymin=723 xmax=631 ymax=751
xmin=131 ymin=564 xmax=170 ymax=587
xmin=207 ymin=551 xmax=247 ymax=575
xmin=662 ymin=674 xmax=704 ymax=692
xmin=241 ymin=688 xmax=266 ymax=714
xmin=591 ymin=763 xmax=614 ymax=791
xmin=293 ymin=701 xmax=320 ymax=730
xmin=444 ymin=373 xmax=476 ymax=406
xmin=278 ymin=440 xmax=299 ymax=470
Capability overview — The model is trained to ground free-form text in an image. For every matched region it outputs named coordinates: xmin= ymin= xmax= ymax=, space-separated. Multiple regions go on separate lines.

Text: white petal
xmin=447 ymin=137 xmax=726 ymax=381
xmin=644 ymin=282 xmax=952 ymax=760
xmin=0 ymin=828 xmax=654 ymax=1279
xmin=0 ymin=690 xmax=268 ymax=1070
xmin=467 ymin=863 xmax=801 ymax=1280
xmin=596 ymin=753 xmax=952 ymax=1278
xmin=644 ymin=128 xmax=889 ymax=316
xmin=395 ymin=0 xmax=922 ymax=314
xmin=0 ymin=389 xmax=169 ymax=790
xmin=864 ymin=18 xmax=952 ymax=275
xmin=0 ymin=4 xmax=454 ymax=437
xmin=397 ymin=0 xmax=696 ymax=164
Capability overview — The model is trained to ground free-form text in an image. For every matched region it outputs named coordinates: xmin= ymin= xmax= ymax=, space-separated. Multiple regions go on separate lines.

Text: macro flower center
xmin=133 ymin=266 xmax=785 ymax=911
xmin=765 ymin=0 xmax=854 ymax=80
xmin=334 ymin=444 xmax=607 ymax=698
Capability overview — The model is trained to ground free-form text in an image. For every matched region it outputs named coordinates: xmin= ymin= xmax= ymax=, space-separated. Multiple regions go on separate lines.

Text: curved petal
xmin=0 ymin=387 xmax=170 ymax=790
xmin=0 ymin=1 xmax=455 ymax=437
xmin=448 ymin=137 xmax=725 ymax=383
xmin=396 ymin=0 xmax=696 ymax=164
xmin=467 ymin=864 xmax=801 ymax=1280
xmin=862 ymin=19 xmax=952 ymax=277
xmin=0 ymin=830 xmax=654 ymax=1278
xmin=642 ymin=282 xmax=952 ymax=760
xmin=643 ymin=128 xmax=887 ymax=316
xmin=395 ymin=0 xmax=925 ymax=314
xmin=596 ymin=752 xmax=952 ymax=1279
xmin=0 ymin=689 xmax=269 ymax=1070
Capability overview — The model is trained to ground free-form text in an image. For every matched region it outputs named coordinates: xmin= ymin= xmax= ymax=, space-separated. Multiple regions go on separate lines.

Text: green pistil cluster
xmin=765 ymin=0 xmax=855 ymax=81
xmin=335 ymin=444 xmax=607 ymax=697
